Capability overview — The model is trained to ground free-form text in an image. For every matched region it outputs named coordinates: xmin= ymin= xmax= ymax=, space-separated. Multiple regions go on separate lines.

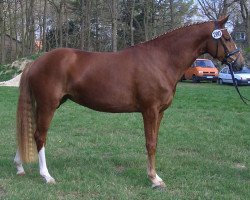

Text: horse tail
xmin=16 ymin=62 xmax=37 ymax=163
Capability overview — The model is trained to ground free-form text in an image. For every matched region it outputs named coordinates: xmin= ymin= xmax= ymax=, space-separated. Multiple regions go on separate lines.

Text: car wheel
xmin=218 ymin=78 xmax=223 ymax=85
xmin=192 ymin=75 xmax=199 ymax=83
xmin=180 ymin=75 xmax=185 ymax=82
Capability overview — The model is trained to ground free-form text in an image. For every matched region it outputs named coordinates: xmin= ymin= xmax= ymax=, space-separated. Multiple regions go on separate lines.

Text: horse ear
xmin=218 ymin=15 xmax=229 ymax=27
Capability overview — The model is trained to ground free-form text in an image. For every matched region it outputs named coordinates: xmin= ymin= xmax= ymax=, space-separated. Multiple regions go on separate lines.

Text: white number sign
xmin=212 ymin=29 xmax=222 ymax=39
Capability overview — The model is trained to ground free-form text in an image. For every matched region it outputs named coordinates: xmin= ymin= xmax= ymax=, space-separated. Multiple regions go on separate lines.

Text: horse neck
xmin=148 ymin=22 xmax=212 ymax=74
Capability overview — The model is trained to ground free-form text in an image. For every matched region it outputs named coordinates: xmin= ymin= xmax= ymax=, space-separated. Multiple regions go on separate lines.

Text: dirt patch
xmin=11 ymin=59 xmax=33 ymax=70
xmin=0 ymin=73 xmax=22 ymax=87
xmin=115 ymin=165 xmax=125 ymax=173
xmin=234 ymin=163 xmax=247 ymax=170
xmin=0 ymin=59 xmax=32 ymax=87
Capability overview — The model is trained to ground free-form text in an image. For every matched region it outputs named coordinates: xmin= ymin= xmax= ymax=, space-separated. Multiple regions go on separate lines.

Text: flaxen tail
xmin=16 ymin=62 xmax=37 ymax=163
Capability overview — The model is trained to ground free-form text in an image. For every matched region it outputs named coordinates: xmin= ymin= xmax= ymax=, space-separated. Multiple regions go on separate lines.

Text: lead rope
xmin=213 ymin=21 xmax=250 ymax=105
xmin=228 ymin=63 xmax=250 ymax=105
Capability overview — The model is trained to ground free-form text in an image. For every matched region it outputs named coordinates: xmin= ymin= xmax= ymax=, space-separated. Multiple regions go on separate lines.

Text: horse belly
xmin=70 ymin=83 xmax=138 ymax=113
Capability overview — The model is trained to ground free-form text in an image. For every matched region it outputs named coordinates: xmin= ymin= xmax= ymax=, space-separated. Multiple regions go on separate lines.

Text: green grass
xmin=0 ymin=83 xmax=250 ymax=200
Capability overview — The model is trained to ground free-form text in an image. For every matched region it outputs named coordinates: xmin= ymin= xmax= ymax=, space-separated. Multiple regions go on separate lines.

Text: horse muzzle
xmin=222 ymin=48 xmax=245 ymax=72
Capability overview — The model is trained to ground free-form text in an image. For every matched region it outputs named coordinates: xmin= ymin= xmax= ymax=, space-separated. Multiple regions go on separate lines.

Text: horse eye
xmin=224 ymin=37 xmax=231 ymax=42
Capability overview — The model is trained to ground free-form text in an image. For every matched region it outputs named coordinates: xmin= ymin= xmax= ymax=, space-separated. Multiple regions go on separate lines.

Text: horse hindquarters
xmin=15 ymin=63 xmax=58 ymax=183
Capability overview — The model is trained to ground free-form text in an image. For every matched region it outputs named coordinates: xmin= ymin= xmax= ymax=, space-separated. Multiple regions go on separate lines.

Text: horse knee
xmin=34 ymin=131 xmax=46 ymax=151
xmin=146 ymin=142 xmax=156 ymax=155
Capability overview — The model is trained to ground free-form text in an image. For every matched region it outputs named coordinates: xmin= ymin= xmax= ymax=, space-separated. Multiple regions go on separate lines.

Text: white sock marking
xmin=14 ymin=150 xmax=25 ymax=175
xmin=38 ymin=146 xmax=55 ymax=183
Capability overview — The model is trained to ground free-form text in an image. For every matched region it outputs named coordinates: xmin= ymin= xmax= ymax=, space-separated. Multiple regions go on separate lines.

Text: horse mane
xmin=140 ymin=20 xmax=214 ymax=45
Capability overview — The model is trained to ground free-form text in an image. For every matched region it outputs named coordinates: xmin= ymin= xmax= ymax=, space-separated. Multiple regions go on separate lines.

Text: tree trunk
xmin=79 ymin=0 xmax=85 ymax=50
xmin=37 ymin=0 xmax=43 ymax=52
xmin=111 ymin=0 xmax=118 ymax=52
xmin=8 ymin=1 xmax=13 ymax=62
xmin=0 ymin=1 xmax=6 ymax=64
xmin=130 ymin=0 xmax=135 ymax=46
xmin=94 ymin=0 xmax=100 ymax=51
xmin=20 ymin=0 xmax=25 ymax=57
xmin=85 ymin=1 xmax=91 ymax=50
xmin=26 ymin=0 xmax=35 ymax=55
xmin=30 ymin=0 xmax=35 ymax=54
xmin=65 ymin=3 xmax=69 ymax=48
xmin=247 ymin=16 xmax=250 ymax=47
xmin=59 ymin=1 xmax=64 ymax=47
xmin=42 ymin=0 xmax=47 ymax=52
xmin=151 ymin=0 xmax=157 ymax=37
xmin=240 ymin=0 xmax=249 ymax=47
xmin=143 ymin=0 xmax=149 ymax=41
xmin=14 ymin=0 xmax=19 ymax=59
xmin=169 ymin=0 xmax=174 ymax=29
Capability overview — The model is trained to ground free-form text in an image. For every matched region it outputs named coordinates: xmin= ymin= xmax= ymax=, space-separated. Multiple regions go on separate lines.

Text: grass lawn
xmin=0 ymin=82 xmax=249 ymax=200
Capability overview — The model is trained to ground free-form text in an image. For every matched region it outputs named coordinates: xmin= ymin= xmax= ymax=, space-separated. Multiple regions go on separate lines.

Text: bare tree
xmin=7 ymin=0 xmax=13 ymax=61
xmin=197 ymin=0 xmax=237 ymax=20
xmin=0 ymin=1 xmax=6 ymax=63
xmin=0 ymin=0 xmax=201 ymax=64
xmin=169 ymin=0 xmax=174 ymax=29
xmin=143 ymin=0 xmax=149 ymax=41
xmin=112 ymin=0 xmax=118 ymax=52
xmin=239 ymin=0 xmax=250 ymax=46
xmin=130 ymin=0 xmax=135 ymax=45
xmin=48 ymin=0 xmax=65 ymax=48
xmin=85 ymin=1 xmax=92 ymax=51
xmin=26 ymin=0 xmax=35 ymax=55
xmin=42 ymin=0 xmax=48 ymax=52
xmin=78 ymin=0 xmax=85 ymax=50
xmin=20 ymin=0 xmax=25 ymax=57
xmin=14 ymin=0 xmax=20 ymax=59
xmin=107 ymin=0 xmax=118 ymax=51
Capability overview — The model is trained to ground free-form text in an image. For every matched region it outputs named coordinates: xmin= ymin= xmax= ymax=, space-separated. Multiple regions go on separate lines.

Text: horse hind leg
xmin=14 ymin=150 xmax=25 ymax=175
xmin=38 ymin=145 xmax=55 ymax=183
xmin=34 ymin=105 xmax=57 ymax=183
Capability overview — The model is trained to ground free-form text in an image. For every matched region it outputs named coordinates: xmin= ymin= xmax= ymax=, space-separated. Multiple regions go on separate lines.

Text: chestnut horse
xmin=14 ymin=16 xmax=244 ymax=188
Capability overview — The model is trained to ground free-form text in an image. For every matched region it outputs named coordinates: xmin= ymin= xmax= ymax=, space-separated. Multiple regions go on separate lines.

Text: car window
xmin=236 ymin=68 xmax=250 ymax=74
xmin=221 ymin=68 xmax=228 ymax=73
xmin=195 ymin=60 xmax=215 ymax=68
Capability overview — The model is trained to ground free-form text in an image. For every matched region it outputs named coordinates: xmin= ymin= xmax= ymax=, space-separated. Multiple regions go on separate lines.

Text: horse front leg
xmin=142 ymin=108 xmax=165 ymax=188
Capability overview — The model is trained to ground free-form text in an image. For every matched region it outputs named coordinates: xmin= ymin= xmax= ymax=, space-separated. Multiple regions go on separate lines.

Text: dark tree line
xmin=0 ymin=0 xmax=249 ymax=64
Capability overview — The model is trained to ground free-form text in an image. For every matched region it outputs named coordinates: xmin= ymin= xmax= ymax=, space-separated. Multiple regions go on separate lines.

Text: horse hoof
xmin=17 ymin=171 xmax=25 ymax=176
xmin=46 ymin=178 xmax=56 ymax=184
xmin=152 ymin=181 xmax=166 ymax=190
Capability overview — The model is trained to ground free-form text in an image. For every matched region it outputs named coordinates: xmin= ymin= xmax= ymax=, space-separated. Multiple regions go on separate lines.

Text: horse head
xmin=206 ymin=15 xmax=244 ymax=71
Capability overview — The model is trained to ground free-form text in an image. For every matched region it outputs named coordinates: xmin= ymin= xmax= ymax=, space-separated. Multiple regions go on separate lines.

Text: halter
xmin=213 ymin=21 xmax=250 ymax=104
